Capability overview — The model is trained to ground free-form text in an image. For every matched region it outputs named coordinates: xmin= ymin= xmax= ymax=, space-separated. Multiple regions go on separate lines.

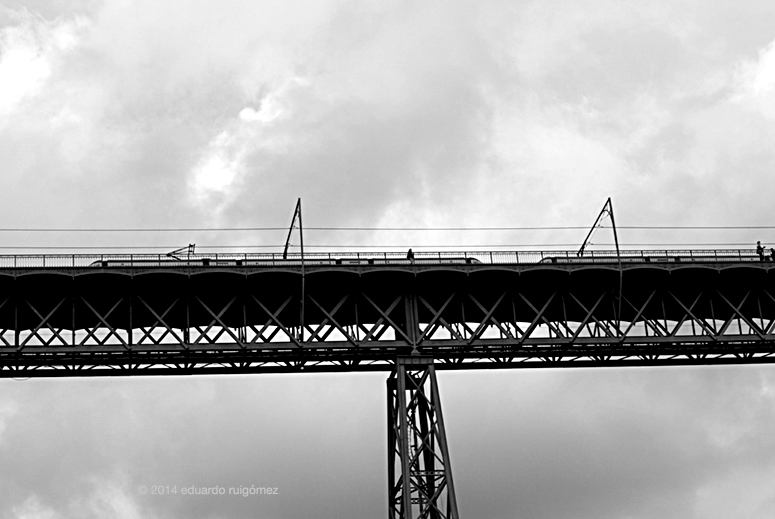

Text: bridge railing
xmin=0 ymin=249 xmax=765 ymax=268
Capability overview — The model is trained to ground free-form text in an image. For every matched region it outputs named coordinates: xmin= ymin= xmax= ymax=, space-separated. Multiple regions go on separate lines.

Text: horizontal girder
xmin=2 ymin=259 xmax=775 ymax=376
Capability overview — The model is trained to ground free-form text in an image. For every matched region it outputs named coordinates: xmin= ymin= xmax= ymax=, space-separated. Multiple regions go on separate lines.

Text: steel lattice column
xmin=388 ymin=357 xmax=459 ymax=519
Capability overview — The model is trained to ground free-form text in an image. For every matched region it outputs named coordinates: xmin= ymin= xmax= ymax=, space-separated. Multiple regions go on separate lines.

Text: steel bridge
xmin=2 ymin=248 xmax=774 ymax=519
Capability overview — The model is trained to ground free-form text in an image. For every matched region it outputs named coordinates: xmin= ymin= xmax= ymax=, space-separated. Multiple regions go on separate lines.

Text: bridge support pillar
xmin=387 ymin=357 xmax=459 ymax=519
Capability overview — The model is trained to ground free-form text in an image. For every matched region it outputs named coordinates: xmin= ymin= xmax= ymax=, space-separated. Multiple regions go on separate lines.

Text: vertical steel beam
xmin=397 ymin=363 xmax=413 ymax=516
xmin=388 ymin=372 xmax=398 ymax=517
xmin=14 ymin=278 xmax=19 ymax=349
xmin=388 ymin=357 xmax=460 ymax=519
xmin=429 ymin=365 xmax=459 ymax=516
xmin=184 ymin=283 xmax=190 ymax=345
xmin=129 ymin=282 xmax=133 ymax=347
xmin=404 ymin=294 xmax=420 ymax=353
xmin=71 ymin=282 xmax=75 ymax=347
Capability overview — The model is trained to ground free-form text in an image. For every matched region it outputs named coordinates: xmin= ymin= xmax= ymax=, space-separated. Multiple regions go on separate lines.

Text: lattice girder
xmin=2 ymin=265 xmax=775 ymax=375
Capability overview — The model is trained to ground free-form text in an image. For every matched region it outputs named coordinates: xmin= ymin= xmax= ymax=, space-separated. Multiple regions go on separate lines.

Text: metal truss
xmin=388 ymin=358 xmax=458 ymax=519
xmin=1 ymin=266 xmax=775 ymax=375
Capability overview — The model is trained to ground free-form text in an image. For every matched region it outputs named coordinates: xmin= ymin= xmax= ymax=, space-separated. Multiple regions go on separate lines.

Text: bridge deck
xmin=1 ymin=250 xmax=775 ymax=377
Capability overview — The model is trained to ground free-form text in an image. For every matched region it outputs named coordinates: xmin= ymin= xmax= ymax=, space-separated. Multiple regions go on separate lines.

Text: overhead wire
xmin=0 ymin=225 xmax=775 ymax=232
xmin=0 ymin=242 xmax=766 ymax=251
xmin=0 ymin=224 xmax=769 ymax=251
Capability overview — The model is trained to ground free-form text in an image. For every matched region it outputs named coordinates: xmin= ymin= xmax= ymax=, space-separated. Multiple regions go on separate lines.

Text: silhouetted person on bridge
xmin=757 ymin=241 xmax=765 ymax=261
xmin=770 ymin=248 xmax=775 ymax=262
xmin=407 ymin=248 xmax=414 ymax=262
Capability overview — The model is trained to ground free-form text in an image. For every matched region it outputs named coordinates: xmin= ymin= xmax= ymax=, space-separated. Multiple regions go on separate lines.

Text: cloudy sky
xmin=2 ymin=0 xmax=775 ymax=518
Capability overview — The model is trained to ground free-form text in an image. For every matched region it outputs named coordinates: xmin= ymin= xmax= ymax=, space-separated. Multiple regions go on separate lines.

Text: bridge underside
xmin=1 ymin=263 xmax=775 ymax=377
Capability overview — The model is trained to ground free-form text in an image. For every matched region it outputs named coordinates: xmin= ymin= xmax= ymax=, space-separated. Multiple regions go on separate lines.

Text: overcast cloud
xmin=2 ymin=0 xmax=775 ymax=239
xmin=2 ymin=1 xmax=775 ymax=518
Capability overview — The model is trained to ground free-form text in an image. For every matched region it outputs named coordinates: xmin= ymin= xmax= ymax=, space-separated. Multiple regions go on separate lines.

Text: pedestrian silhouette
xmin=407 ymin=248 xmax=415 ymax=261
xmin=757 ymin=241 xmax=765 ymax=261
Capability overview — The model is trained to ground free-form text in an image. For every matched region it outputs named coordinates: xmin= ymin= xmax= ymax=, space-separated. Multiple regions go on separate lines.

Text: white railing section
xmin=0 ymin=249 xmax=766 ymax=268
